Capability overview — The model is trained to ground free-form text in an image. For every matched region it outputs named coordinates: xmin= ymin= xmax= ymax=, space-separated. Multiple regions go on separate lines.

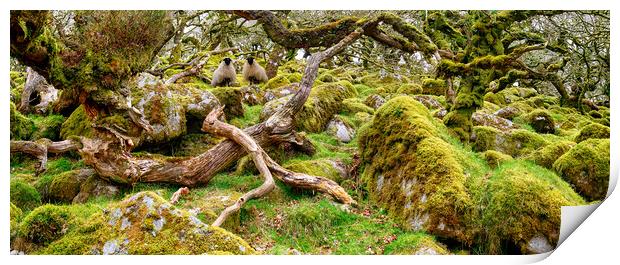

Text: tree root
xmin=10 ymin=139 xmax=81 ymax=175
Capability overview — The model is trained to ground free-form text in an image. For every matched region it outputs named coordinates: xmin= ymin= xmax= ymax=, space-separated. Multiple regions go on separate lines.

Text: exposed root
xmin=10 ymin=139 xmax=81 ymax=175
xmin=170 ymin=187 xmax=190 ymax=204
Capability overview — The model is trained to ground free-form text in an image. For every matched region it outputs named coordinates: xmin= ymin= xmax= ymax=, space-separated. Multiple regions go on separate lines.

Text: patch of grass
xmin=230 ymin=104 xmax=263 ymax=129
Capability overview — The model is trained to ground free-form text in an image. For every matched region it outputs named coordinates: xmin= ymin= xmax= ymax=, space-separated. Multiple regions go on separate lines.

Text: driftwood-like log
xmin=10 ymin=139 xmax=81 ymax=175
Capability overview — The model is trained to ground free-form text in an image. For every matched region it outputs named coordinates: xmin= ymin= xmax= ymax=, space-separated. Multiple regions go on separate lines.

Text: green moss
xmin=574 ymin=123 xmax=610 ymax=143
xmin=421 ymin=78 xmax=446 ymax=96
xmin=60 ymin=105 xmax=94 ymax=139
xmin=478 ymin=160 xmax=584 ymax=254
xmin=263 ymin=75 xmax=291 ymax=90
xmin=10 ymin=179 xmax=41 ymax=211
xmin=383 ymin=233 xmax=448 ymax=255
xmin=317 ymin=73 xmax=337 ymax=83
xmin=29 ymin=114 xmax=65 ymax=141
xmin=481 ymin=150 xmax=513 ymax=168
xmin=341 ymin=98 xmax=374 ymax=115
xmin=210 ymin=87 xmax=244 ymax=118
xmin=10 ymin=102 xmax=36 ymax=140
xmin=47 ymin=170 xmax=86 ymax=203
xmin=352 ymin=112 xmax=372 ymax=127
xmin=359 ymin=96 xmax=471 ymax=242
xmin=285 ymin=159 xmax=346 ymax=183
xmin=524 ymin=110 xmax=555 ymax=134
xmin=19 ymin=204 xmax=72 ymax=245
xmin=473 ymin=126 xmax=549 ymax=157
xmin=353 ymin=84 xmax=376 ymax=98
xmin=396 ymin=83 xmax=423 ymax=95
xmin=296 ymin=81 xmax=357 ymax=132
xmin=553 ymin=139 xmax=610 ymax=201
xmin=286 ymin=73 xmax=303 ymax=83
xmin=527 ymin=141 xmax=575 ymax=169
xmin=11 ymin=203 xmax=24 ymax=240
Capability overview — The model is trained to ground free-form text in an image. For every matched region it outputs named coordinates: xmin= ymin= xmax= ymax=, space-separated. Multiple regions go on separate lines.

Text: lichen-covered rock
xmin=295 ymin=81 xmax=357 ymax=132
xmin=412 ymin=95 xmax=444 ymax=110
xmin=342 ymin=98 xmax=374 ymax=114
xmin=73 ymin=175 xmax=120 ymax=204
xmin=260 ymin=94 xmax=292 ymax=121
xmin=524 ymin=110 xmax=555 ymax=134
xmin=574 ymin=123 xmax=610 ymax=143
xmin=10 ymin=179 xmax=41 ymax=211
xmin=46 ymin=169 xmax=93 ymax=203
xmin=527 ymin=141 xmax=575 ymax=169
xmin=263 ymin=83 xmax=300 ymax=102
xmin=364 ymin=94 xmax=386 ymax=109
xmin=472 ymin=126 xmax=548 ymax=157
xmin=421 ymin=78 xmax=446 ymax=96
xmin=383 ymin=234 xmax=449 ymax=255
xmin=263 ymin=75 xmax=291 ymax=90
xmin=210 ymin=87 xmax=244 ymax=118
xmin=10 ymin=102 xmax=35 ymax=140
xmin=472 ymin=112 xmax=518 ymax=131
xmin=325 ymin=116 xmax=356 ymax=143
xmin=494 ymin=106 xmax=520 ymax=120
xmin=481 ymin=150 xmax=513 ymax=168
xmin=19 ymin=204 xmax=71 ymax=245
xmin=479 ymin=161 xmax=584 ymax=254
xmin=553 ymin=139 xmax=610 ymax=201
xmin=358 ymin=96 xmax=472 ymax=243
xmin=285 ymin=159 xmax=349 ymax=183
xmin=180 ymin=190 xmax=243 ymax=231
xmin=40 ymin=191 xmax=254 ymax=254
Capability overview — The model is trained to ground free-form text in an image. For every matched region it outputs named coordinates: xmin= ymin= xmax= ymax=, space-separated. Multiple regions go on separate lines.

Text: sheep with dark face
xmin=211 ymin=58 xmax=237 ymax=87
xmin=242 ymin=56 xmax=268 ymax=85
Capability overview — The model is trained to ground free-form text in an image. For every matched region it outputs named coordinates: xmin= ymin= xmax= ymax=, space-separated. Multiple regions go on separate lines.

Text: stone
xmin=325 ymin=117 xmax=355 ymax=143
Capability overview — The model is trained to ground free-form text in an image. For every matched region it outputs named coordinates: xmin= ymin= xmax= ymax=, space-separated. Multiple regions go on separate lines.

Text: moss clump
xmin=263 ymin=75 xmax=291 ymax=90
xmin=358 ymin=96 xmax=471 ymax=243
xmin=527 ymin=141 xmax=575 ymax=169
xmin=396 ymin=83 xmax=423 ymax=95
xmin=383 ymin=233 xmax=448 ymax=255
xmin=47 ymin=170 xmax=88 ymax=203
xmin=353 ymin=84 xmax=376 ymax=98
xmin=553 ymin=139 xmax=610 ymax=201
xmin=20 ymin=204 xmax=72 ymax=245
xmin=10 ymin=102 xmax=35 ymax=140
xmin=478 ymin=161 xmax=584 ymax=254
xmin=317 ymin=73 xmax=337 ymax=83
xmin=341 ymin=98 xmax=374 ymax=115
xmin=31 ymin=114 xmax=65 ymax=141
xmin=296 ymin=81 xmax=357 ymax=132
xmin=421 ymin=78 xmax=446 ymax=96
xmin=524 ymin=110 xmax=555 ymax=134
xmin=10 ymin=179 xmax=42 ymax=211
xmin=210 ymin=87 xmax=244 ymax=118
xmin=286 ymin=73 xmax=302 ymax=83
xmin=60 ymin=105 xmax=94 ymax=139
xmin=481 ymin=150 xmax=513 ymax=168
xmin=285 ymin=159 xmax=347 ymax=183
xmin=10 ymin=203 xmax=24 ymax=239
xmin=574 ymin=123 xmax=610 ymax=143
xmin=352 ymin=112 xmax=372 ymax=127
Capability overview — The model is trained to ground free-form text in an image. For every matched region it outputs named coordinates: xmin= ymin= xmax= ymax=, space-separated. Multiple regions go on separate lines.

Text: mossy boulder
xmin=259 ymin=94 xmax=292 ymax=121
xmin=553 ymin=139 xmax=610 ymax=201
xmin=527 ymin=141 xmax=575 ymax=169
xmin=20 ymin=204 xmax=72 ymax=245
xmin=40 ymin=191 xmax=254 ymax=254
xmin=285 ymin=159 xmax=349 ymax=183
xmin=10 ymin=102 xmax=36 ymax=140
xmin=31 ymin=115 xmax=65 ymax=141
xmin=263 ymin=75 xmax=291 ymax=90
xmin=286 ymin=73 xmax=303 ymax=83
xmin=479 ymin=161 xmax=584 ymax=254
xmin=472 ymin=112 xmax=517 ymax=131
xmin=411 ymin=95 xmax=445 ymax=110
xmin=342 ymin=98 xmax=374 ymax=114
xmin=46 ymin=169 xmax=93 ymax=203
xmin=263 ymin=83 xmax=300 ymax=102
xmin=10 ymin=179 xmax=42 ymax=211
xmin=210 ymin=87 xmax=244 ymax=118
xmin=360 ymin=73 xmax=408 ymax=89
xmin=383 ymin=233 xmax=449 ymax=255
xmin=494 ymin=106 xmax=520 ymax=120
xmin=60 ymin=105 xmax=95 ymax=140
xmin=472 ymin=126 xmax=548 ymax=157
xmin=295 ymin=81 xmax=357 ymax=132
xmin=421 ymin=78 xmax=446 ymax=96
xmin=397 ymin=83 xmax=423 ymax=95
xmin=574 ymin=123 xmax=610 ymax=143
xmin=481 ymin=150 xmax=513 ymax=168
xmin=318 ymin=73 xmax=337 ymax=83
xmin=524 ymin=110 xmax=555 ymax=134
xmin=359 ymin=96 xmax=472 ymax=243
xmin=73 ymin=175 xmax=120 ymax=204
xmin=352 ymin=112 xmax=372 ymax=127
